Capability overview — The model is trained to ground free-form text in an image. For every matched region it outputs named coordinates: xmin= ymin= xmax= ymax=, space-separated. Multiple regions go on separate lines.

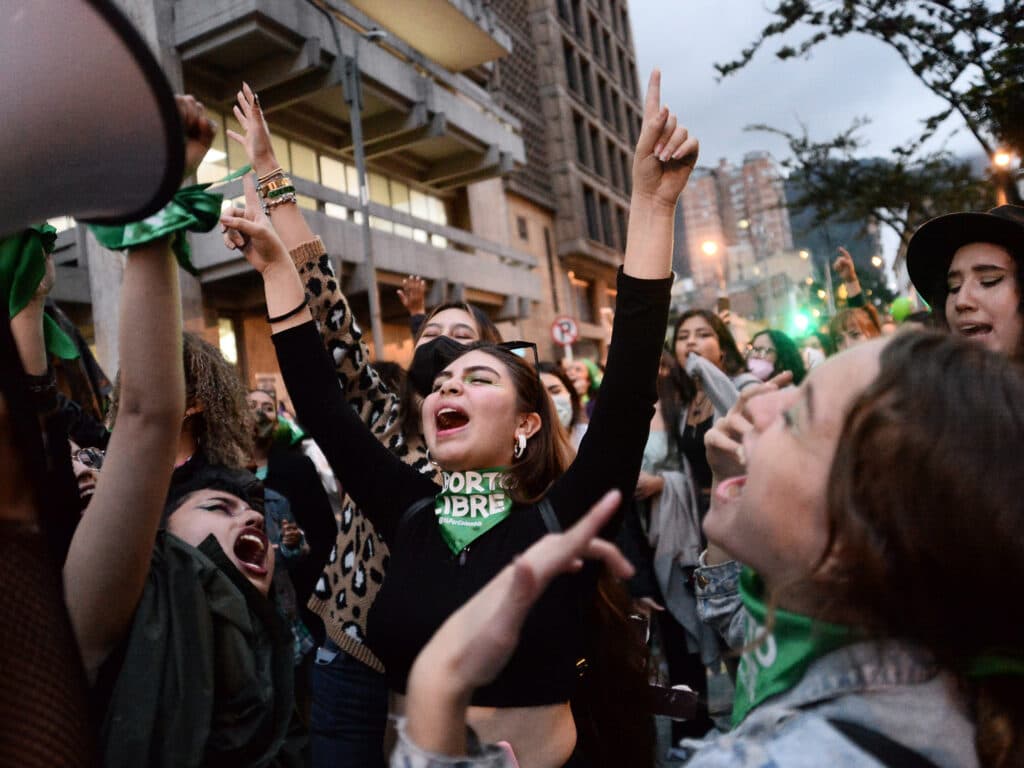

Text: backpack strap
xmin=827 ymin=719 xmax=941 ymax=768
xmin=537 ymin=498 xmax=561 ymax=534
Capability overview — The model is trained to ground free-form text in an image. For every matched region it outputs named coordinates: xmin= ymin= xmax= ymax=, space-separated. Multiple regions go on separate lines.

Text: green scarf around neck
xmin=732 ymin=567 xmax=854 ymax=726
xmin=434 ymin=468 xmax=513 ymax=554
xmin=0 ymin=224 xmax=78 ymax=359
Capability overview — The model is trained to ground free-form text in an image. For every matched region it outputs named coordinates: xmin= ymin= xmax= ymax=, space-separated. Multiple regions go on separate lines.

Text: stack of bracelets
xmin=256 ymin=166 xmax=297 ymax=214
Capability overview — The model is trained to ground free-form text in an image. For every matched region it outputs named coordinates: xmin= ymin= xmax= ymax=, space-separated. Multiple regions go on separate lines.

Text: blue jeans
xmin=311 ymin=641 xmax=389 ymax=768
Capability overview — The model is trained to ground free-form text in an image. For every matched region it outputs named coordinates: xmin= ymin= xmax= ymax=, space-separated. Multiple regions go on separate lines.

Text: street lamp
xmin=701 ymin=240 xmax=719 ymax=256
xmin=991 ymin=150 xmax=1022 ymax=206
xmin=799 ymin=249 xmax=809 ymax=260
xmin=700 ymin=239 xmax=727 ymax=297
xmin=344 ymin=27 xmax=389 ymax=356
xmin=871 ymin=255 xmax=883 ymax=268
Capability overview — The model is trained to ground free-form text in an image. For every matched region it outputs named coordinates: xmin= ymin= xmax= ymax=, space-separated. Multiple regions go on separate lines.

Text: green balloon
xmin=890 ymin=296 xmax=913 ymax=323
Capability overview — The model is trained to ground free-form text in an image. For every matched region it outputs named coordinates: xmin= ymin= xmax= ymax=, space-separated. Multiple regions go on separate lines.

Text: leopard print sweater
xmin=291 ymin=238 xmax=439 ymax=672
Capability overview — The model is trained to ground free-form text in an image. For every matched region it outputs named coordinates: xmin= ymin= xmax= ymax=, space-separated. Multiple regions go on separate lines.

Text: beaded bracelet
xmin=255 ymin=170 xmax=297 ymax=215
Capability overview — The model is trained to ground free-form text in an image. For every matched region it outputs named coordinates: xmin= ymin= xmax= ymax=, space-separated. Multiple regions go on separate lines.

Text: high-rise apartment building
xmin=503 ymin=0 xmax=638 ymax=358
xmin=679 ymin=151 xmax=794 ymax=291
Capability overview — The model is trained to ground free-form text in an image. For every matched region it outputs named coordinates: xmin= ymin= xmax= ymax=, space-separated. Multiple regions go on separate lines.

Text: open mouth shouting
xmin=233 ymin=526 xmax=270 ymax=577
xmin=435 ymin=405 xmax=470 ymax=436
xmin=957 ymin=322 xmax=993 ymax=339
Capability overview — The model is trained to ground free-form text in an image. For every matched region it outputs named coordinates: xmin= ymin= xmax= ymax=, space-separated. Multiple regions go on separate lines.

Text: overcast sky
xmin=629 ymin=1 xmax=984 ymax=266
xmin=630 ymin=1 xmax=982 ymax=167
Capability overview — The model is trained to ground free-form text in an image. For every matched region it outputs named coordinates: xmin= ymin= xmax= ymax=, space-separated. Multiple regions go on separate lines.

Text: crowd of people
xmin=2 ymin=66 xmax=1023 ymax=768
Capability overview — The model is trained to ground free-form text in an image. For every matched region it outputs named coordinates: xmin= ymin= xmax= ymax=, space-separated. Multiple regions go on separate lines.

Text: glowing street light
xmin=799 ymin=249 xmax=810 ymax=260
xmin=993 ymin=151 xmax=1013 ymax=169
xmin=737 ymin=219 xmax=750 ymax=230
xmin=805 ymin=276 xmax=814 ymax=285
xmin=816 ymin=289 xmax=827 ymax=299
xmin=701 ymin=240 xmax=719 ymax=256
xmin=871 ymin=255 xmax=883 ymax=268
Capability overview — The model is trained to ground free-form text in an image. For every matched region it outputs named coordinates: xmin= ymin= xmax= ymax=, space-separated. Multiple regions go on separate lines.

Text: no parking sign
xmin=551 ymin=316 xmax=578 ymax=359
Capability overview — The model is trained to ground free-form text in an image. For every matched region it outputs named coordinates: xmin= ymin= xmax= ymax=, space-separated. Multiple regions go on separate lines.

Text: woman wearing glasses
xmin=223 ymin=69 xmax=695 ymax=768
xmin=69 ymin=442 xmax=104 ymax=511
xmin=746 ymin=329 xmax=806 ymax=385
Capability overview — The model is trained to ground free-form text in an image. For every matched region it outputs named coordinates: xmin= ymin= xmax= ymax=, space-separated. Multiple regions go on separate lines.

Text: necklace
xmin=688 ymin=390 xmax=712 ymax=424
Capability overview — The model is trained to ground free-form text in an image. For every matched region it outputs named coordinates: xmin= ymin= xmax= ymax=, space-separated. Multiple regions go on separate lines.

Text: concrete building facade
xmin=49 ymin=0 xmax=540 ymax=382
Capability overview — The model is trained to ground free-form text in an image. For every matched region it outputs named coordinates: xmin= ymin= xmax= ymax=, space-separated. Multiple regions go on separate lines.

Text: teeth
xmin=439 ymin=407 xmax=457 ymax=415
xmin=240 ymin=533 xmax=265 ymax=552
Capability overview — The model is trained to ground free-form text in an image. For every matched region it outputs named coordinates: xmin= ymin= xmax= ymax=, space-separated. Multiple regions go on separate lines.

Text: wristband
xmin=266 ymin=296 xmax=309 ymax=324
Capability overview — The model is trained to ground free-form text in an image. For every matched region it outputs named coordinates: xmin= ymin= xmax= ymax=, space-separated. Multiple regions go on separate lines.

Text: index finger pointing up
xmin=644 ymin=68 xmax=662 ymax=121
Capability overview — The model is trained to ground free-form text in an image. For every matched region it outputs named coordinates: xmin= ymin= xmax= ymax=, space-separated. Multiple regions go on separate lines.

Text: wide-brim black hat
xmin=906 ymin=204 xmax=1024 ymax=310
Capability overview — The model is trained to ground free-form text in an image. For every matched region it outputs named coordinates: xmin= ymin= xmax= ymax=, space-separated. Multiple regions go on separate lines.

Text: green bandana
xmin=434 ymin=468 xmax=513 ymax=554
xmin=0 ymin=224 xmax=78 ymax=359
xmin=732 ymin=567 xmax=853 ymax=726
xmin=88 ymin=165 xmax=250 ymax=275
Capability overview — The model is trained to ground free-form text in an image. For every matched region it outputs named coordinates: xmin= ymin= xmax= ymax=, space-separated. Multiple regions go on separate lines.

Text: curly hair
xmin=109 ymin=332 xmax=252 ymax=469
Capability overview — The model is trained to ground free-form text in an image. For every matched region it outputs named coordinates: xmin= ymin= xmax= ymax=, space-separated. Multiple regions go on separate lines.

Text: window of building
xmin=569 ymin=272 xmax=595 ymax=323
xmin=602 ymin=30 xmax=614 ymax=71
xmin=573 ymin=112 xmax=589 ymax=167
xmin=607 ymin=139 xmax=619 ymax=188
xmin=516 ymin=215 xmax=529 ymax=241
xmin=557 ymin=0 xmax=572 ymax=26
xmin=599 ymin=195 xmax=614 ymax=247
xmin=368 ymin=172 xmax=394 ymax=233
xmin=620 ymin=150 xmax=631 ymax=194
xmin=599 ymin=77 xmax=611 ymax=122
xmin=628 ymin=61 xmax=638 ymax=96
xmin=616 ymin=206 xmax=628 ymax=250
xmin=563 ymin=40 xmax=579 ymax=93
xmin=217 ymin=317 xmax=239 ymax=365
xmin=192 ymin=111 xmax=449 ymax=250
xmin=610 ymin=90 xmax=621 ymax=131
xmin=589 ymin=14 xmax=601 ymax=59
xmin=617 ymin=48 xmax=628 ymax=89
xmin=571 ymin=0 xmax=584 ymax=36
xmin=589 ymin=126 xmax=603 ymax=176
xmin=390 ymin=179 xmax=413 ymax=238
xmin=291 ymin=143 xmax=319 ymax=183
xmin=620 ymin=8 xmax=630 ymax=43
xmin=579 ymin=59 xmax=594 ymax=107
xmin=583 ymin=186 xmax=600 ymax=242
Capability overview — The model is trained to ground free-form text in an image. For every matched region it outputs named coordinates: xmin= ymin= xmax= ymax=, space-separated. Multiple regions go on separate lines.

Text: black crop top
xmin=272 ymin=268 xmax=671 ymax=707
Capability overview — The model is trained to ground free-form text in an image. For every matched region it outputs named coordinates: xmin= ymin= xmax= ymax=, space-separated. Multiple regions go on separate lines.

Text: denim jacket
xmin=688 ymin=560 xmax=978 ymax=767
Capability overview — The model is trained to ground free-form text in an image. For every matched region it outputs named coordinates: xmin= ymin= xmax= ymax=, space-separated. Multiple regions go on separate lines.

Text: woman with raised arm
xmin=223 ymin=69 xmax=696 ymax=768
xmin=224 ymin=84 xmax=504 ymax=766
xmin=401 ymin=331 xmax=1024 ymax=767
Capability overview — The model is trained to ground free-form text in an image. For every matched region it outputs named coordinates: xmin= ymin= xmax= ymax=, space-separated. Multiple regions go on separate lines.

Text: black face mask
xmin=253 ymin=411 xmax=276 ymax=441
xmin=407 ymin=336 xmax=469 ymax=397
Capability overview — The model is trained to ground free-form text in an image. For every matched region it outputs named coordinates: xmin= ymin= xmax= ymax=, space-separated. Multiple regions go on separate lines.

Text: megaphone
xmin=0 ymin=0 xmax=184 ymax=235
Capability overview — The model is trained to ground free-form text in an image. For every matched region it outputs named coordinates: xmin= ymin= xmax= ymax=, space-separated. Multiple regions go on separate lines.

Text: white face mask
xmin=551 ymin=394 xmax=574 ymax=429
xmin=803 ymin=347 xmax=825 ymax=369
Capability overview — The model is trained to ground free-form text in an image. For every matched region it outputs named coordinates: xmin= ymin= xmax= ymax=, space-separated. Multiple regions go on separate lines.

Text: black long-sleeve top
xmin=272 ymin=269 xmax=671 ymax=706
